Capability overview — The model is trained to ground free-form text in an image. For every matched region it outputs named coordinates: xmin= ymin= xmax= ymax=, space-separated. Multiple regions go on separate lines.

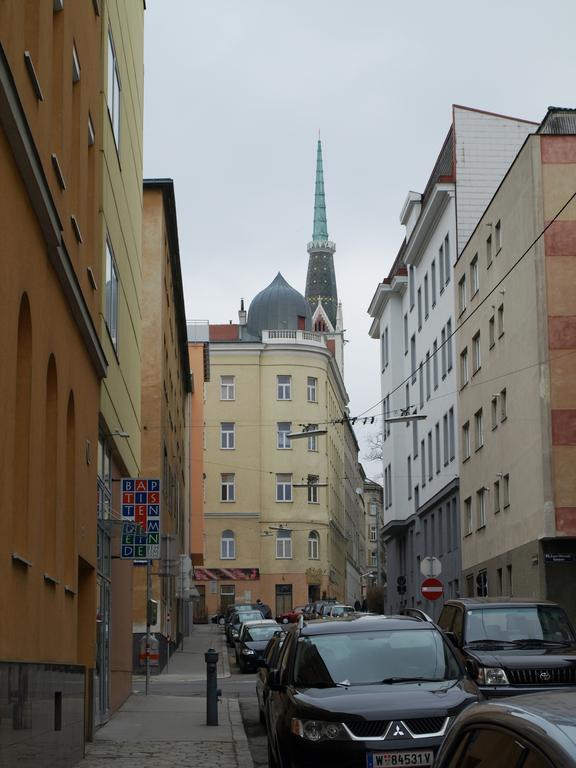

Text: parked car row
xmin=252 ymin=598 xmax=576 ymax=768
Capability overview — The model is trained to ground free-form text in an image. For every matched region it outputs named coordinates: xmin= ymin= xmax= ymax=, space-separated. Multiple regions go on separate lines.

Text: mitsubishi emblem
xmin=393 ymin=725 xmax=405 ymax=736
xmin=388 ymin=721 xmax=408 ymax=738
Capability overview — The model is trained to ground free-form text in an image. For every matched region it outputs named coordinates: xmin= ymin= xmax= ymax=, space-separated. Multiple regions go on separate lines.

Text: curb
xmin=228 ymin=698 xmax=255 ymax=768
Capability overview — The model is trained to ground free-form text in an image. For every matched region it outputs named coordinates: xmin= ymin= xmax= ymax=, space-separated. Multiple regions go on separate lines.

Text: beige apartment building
xmin=194 ymin=275 xmax=350 ymax=617
xmin=455 ymin=107 xmax=576 ymax=620
xmin=134 ymin=180 xmax=192 ymax=667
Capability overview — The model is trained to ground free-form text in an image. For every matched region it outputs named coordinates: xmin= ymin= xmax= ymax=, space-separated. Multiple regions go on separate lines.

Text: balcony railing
xmin=262 ymin=329 xmax=326 ymax=347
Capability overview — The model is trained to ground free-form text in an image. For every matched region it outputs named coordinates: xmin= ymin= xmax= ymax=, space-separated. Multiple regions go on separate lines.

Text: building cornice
xmin=0 ymin=43 xmax=107 ymax=379
xmin=367 ymin=275 xmax=408 ymax=329
xmin=403 ymin=184 xmax=455 ymax=267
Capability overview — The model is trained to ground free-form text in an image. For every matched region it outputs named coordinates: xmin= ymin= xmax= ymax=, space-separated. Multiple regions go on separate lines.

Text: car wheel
xmin=282 ymin=617 xmax=289 ymax=624
xmin=218 ymin=616 xmax=225 ymax=626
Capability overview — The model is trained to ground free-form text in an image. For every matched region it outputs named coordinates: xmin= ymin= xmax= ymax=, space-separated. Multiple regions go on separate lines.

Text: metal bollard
xmin=205 ymin=647 xmax=219 ymax=725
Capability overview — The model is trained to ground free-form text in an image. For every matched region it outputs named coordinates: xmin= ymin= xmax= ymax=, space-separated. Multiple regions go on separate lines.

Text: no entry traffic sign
xmin=421 ymin=577 xmax=443 ymax=601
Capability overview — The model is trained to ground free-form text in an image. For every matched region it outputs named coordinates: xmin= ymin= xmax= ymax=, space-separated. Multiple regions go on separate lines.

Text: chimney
xmin=238 ymin=298 xmax=247 ymax=326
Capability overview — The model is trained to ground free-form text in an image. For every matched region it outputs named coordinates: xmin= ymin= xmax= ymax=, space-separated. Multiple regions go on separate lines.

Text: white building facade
xmin=368 ymin=106 xmax=537 ymax=618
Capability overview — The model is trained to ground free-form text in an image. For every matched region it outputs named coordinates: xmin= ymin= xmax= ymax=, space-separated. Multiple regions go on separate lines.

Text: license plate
xmin=367 ymin=751 xmax=434 ymax=767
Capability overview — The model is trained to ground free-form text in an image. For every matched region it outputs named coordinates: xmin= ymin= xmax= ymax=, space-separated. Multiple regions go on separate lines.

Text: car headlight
xmin=291 ymin=718 xmax=349 ymax=741
xmin=241 ymin=648 xmax=255 ymax=655
xmin=477 ymin=667 xmax=509 ymax=685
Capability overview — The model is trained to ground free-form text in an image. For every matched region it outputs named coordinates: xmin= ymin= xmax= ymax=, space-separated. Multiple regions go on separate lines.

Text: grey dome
xmin=247 ymin=273 xmax=312 ymax=337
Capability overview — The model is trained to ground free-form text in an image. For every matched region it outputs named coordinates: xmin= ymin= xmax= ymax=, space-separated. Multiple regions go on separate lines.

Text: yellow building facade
xmin=196 ymin=314 xmax=350 ymax=617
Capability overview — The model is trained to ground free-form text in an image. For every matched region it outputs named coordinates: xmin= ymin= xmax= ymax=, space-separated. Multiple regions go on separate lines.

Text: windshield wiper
xmin=508 ymin=639 xmax=573 ymax=647
xmin=380 ymin=677 xmax=442 ymax=684
xmin=466 ymin=639 xmax=517 ymax=647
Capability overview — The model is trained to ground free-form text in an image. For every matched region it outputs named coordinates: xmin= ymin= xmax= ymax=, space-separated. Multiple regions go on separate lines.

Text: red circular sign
xmin=421 ymin=577 xmax=444 ymax=601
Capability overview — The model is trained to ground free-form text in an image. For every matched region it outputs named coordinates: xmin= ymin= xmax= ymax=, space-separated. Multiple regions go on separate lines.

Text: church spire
xmin=312 ymin=138 xmax=329 ymax=242
xmin=306 ymin=137 xmax=338 ymax=329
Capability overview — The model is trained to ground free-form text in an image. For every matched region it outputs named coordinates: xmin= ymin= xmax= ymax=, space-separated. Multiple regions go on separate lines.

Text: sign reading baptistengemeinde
xmin=120 ymin=478 xmax=161 ymax=560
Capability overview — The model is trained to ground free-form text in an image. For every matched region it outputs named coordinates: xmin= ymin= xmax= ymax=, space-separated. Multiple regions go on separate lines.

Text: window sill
xmin=275 ymin=557 xmax=293 ymax=560
xmin=221 ymin=500 xmax=236 ymax=504
xmin=504 ymin=503 xmax=510 ymax=510
xmin=501 ymin=416 xmax=507 ymax=423
xmin=464 ymin=531 xmax=473 ymax=538
xmin=492 ymin=424 xmax=498 ymax=431
xmin=472 ymin=289 xmax=479 ymax=299
xmin=489 ymin=342 xmax=495 ymax=350
xmin=458 ymin=308 xmax=467 ymax=318
xmin=476 ymin=524 xmax=486 ymax=532
xmin=475 ymin=445 xmax=484 ymax=453
xmin=498 ymin=332 xmax=505 ymax=339
xmin=495 ymin=247 xmax=502 ymax=257
xmin=463 ymin=455 xmax=470 ymax=463
xmin=472 ymin=367 xmax=481 ymax=377
xmin=275 ymin=500 xmax=293 ymax=504
xmin=460 ymin=381 xmax=468 ymax=390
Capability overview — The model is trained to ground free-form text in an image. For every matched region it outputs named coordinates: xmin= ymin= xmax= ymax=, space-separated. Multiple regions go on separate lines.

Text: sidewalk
xmin=76 ymin=624 xmax=253 ymax=768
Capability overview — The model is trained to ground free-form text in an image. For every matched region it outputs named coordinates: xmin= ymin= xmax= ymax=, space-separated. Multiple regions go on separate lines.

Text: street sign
xmin=120 ymin=478 xmax=161 ymax=560
xmin=420 ymin=556 xmax=442 ymax=578
xmin=421 ymin=577 xmax=444 ymax=601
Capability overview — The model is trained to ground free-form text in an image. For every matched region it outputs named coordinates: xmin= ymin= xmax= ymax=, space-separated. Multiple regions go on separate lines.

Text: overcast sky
xmin=143 ymin=0 xmax=576 ymax=479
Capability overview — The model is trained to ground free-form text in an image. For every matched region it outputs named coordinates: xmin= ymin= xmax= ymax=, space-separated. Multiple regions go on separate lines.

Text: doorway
xmin=275 ymin=584 xmax=292 ymax=616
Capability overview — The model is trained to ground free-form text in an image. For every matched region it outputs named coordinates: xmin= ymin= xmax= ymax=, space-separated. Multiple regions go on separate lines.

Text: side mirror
xmin=464 ymin=659 xmax=479 ymax=679
xmin=268 ymin=668 xmax=286 ymax=692
xmin=444 ymin=631 xmax=460 ymax=647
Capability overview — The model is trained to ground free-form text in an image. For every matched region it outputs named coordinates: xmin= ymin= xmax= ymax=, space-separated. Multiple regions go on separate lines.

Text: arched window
xmin=14 ymin=294 xmax=32 ymax=552
xmin=308 ymin=531 xmax=319 ymax=560
xmin=44 ymin=354 xmax=58 ymax=573
xmin=221 ymin=529 xmax=235 ymax=559
xmin=276 ymin=528 xmax=292 ymax=559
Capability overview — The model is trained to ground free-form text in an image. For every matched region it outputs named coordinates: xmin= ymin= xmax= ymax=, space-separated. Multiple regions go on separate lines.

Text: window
xmin=424 ymin=274 xmax=429 ymax=318
xmin=495 ymin=219 xmax=502 ymax=251
xmin=494 ymin=480 xmax=500 ymax=514
xmin=500 ymin=388 xmax=507 ymax=421
xmin=276 ymin=528 xmax=292 ymax=559
xmin=409 ymin=265 xmax=415 ymax=309
xmin=276 ymin=474 xmax=292 ymax=502
xmin=307 ymin=476 xmax=319 ymax=504
xmin=474 ymin=409 xmax=484 ymax=450
xmin=221 ymin=473 xmax=235 ymax=502
xmin=435 ymin=423 xmax=441 ymax=474
xmin=507 ymin=564 xmax=513 ymax=595
xmin=443 ymin=414 xmax=449 ymax=466
xmin=370 ymin=550 xmax=377 ymax=567
xmin=381 ymin=327 xmax=389 ymax=370
xmin=431 ymin=260 xmax=437 ymax=306
xmin=428 ymin=432 xmax=433 ymax=481
xmin=411 ymin=335 xmax=417 ymax=382
xmin=446 ymin=319 xmax=453 ymax=371
xmin=220 ymin=375 xmax=235 ymax=400
xmin=407 ymin=457 xmax=412 ymax=498
xmin=491 ymin=396 xmax=499 ymax=430
xmin=470 ymin=254 xmax=479 ymax=295
xmin=403 ymin=314 xmax=409 ymax=354
xmin=421 ymin=439 xmax=426 ymax=485
xmin=503 ymin=473 xmax=510 ymax=508
xmin=220 ymin=422 xmax=235 ymax=449
xmin=277 ymin=422 xmax=292 ymax=449
xmin=413 ymin=419 xmax=419 ymax=457
xmin=460 ymin=348 xmax=469 ymax=387
xmin=497 ymin=567 xmax=503 ymax=595
xmin=472 ymin=332 xmax=481 ymax=373
xmin=449 ymin=408 xmax=455 ymax=461
xmin=444 ymin=234 xmax=451 ymax=284
xmin=72 ymin=44 xmax=81 ymax=83
xmin=308 ymin=531 xmax=319 ymax=559
xmin=307 ymin=376 xmax=318 ymax=402
xmin=489 ymin=315 xmax=495 ymax=347
xmin=105 ymin=240 xmax=118 ymax=349
xmin=221 ymin=529 xmax=235 ymax=559
xmin=439 ymin=243 xmax=445 ymax=288
xmin=277 ymin=375 xmax=291 ymax=400
xmin=419 ymin=362 xmax=424 ymax=409
xmin=307 ymin=425 xmax=318 ymax=452
xmin=477 ymin=488 xmax=486 ymax=528
xmin=462 ymin=421 xmax=470 ymax=460
xmin=458 ymin=275 xmax=467 ymax=315
xmin=498 ymin=304 xmax=504 ymax=337
xmin=369 ymin=525 xmax=377 ymax=542
xmin=425 ymin=352 xmax=431 ymax=400
xmin=486 ymin=233 xmax=493 ymax=268
xmin=417 ymin=287 xmax=422 ymax=330
xmin=441 ymin=328 xmax=447 ymax=377
xmin=464 ymin=497 xmax=472 ymax=535
xmin=107 ymin=29 xmax=121 ymax=147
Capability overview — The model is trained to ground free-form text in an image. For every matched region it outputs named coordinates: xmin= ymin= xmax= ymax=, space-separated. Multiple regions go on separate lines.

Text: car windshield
xmin=465 ymin=606 xmax=576 ymax=644
xmin=331 ymin=606 xmax=354 ymax=617
xmin=236 ymin=611 xmax=263 ymax=623
xmin=244 ymin=625 xmax=280 ymax=642
xmin=293 ymin=629 xmax=461 ymax=686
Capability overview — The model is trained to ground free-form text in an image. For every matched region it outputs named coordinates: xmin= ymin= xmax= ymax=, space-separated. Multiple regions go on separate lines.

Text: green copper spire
xmin=312 ymin=138 xmax=329 ymax=241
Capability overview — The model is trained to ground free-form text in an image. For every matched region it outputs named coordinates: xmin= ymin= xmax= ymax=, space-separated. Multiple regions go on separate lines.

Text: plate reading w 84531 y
xmin=367 ymin=750 xmax=434 ymax=767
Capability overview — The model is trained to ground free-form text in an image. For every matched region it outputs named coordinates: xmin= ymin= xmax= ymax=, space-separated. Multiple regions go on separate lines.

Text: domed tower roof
xmin=247 ymin=272 xmax=312 ymax=337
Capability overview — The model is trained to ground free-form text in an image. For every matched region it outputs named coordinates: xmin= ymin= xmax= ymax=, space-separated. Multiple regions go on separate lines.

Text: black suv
xmin=438 ymin=598 xmax=576 ymax=698
xmin=265 ymin=614 xmax=480 ymax=768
